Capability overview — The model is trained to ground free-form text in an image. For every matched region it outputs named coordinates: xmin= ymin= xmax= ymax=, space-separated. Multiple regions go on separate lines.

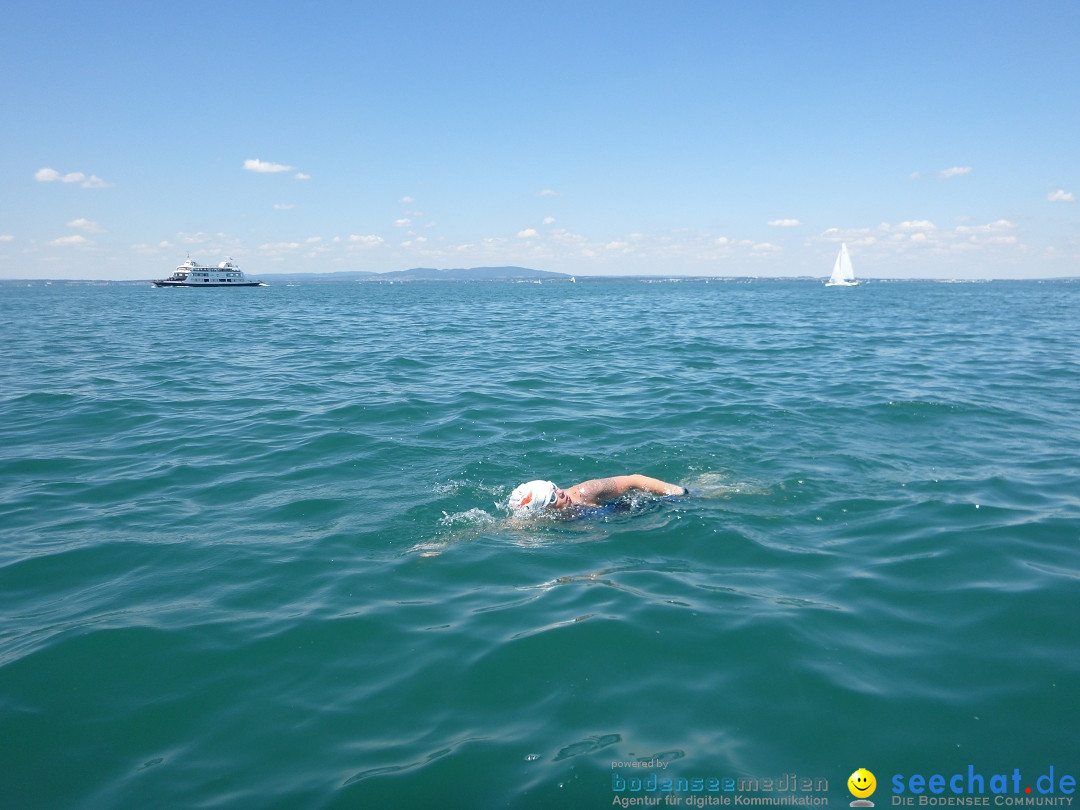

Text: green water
xmin=1 ymin=280 xmax=1078 ymax=809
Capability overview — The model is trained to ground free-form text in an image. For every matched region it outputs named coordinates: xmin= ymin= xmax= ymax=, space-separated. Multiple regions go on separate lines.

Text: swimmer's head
xmin=508 ymin=480 xmax=558 ymax=515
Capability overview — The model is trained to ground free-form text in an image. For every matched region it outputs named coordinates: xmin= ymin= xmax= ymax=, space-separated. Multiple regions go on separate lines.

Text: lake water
xmin=1 ymin=279 xmax=1078 ymax=809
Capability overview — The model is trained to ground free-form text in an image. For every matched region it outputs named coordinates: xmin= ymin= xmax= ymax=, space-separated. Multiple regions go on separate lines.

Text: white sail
xmin=826 ymin=243 xmax=858 ymax=286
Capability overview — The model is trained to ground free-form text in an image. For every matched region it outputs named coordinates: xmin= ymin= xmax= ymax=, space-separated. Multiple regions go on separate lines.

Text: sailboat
xmin=826 ymin=243 xmax=858 ymax=287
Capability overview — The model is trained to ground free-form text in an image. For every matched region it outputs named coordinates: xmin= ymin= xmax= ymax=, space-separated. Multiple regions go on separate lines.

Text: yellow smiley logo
xmin=848 ymin=768 xmax=877 ymax=798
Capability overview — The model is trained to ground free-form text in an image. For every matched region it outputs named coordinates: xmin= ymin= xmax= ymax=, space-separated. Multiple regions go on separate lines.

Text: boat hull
xmin=152 ymin=280 xmax=265 ymax=287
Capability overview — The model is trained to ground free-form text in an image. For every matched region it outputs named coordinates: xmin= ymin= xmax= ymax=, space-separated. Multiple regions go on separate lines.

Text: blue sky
xmin=2 ymin=0 xmax=1077 ymax=279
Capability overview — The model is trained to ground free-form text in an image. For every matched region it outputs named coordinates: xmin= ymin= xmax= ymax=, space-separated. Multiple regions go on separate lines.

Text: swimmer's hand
xmin=642 ymin=477 xmax=688 ymax=497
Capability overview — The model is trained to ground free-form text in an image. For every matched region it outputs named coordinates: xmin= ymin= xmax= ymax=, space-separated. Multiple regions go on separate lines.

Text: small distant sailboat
xmin=826 ymin=243 xmax=858 ymax=287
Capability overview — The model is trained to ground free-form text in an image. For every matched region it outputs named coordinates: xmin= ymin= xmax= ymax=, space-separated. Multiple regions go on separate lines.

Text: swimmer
xmin=508 ymin=475 xmax=688 ymax=515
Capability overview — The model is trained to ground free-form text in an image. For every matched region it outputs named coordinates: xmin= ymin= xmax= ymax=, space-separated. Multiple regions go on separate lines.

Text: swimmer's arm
xmin=623 ymin=474 xmax=689 ymax=497
xmin=571 ymin=475 xmax=688 ymax=505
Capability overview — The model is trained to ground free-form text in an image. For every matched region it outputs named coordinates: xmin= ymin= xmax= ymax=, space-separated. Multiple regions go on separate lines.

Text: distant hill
xmin=253 ymin=270 xmax=378 ymax=283
xmin=258 ymin=266 xmax=571 ymax=283
xmin=382 ymin=266 xmax=569 ymax=281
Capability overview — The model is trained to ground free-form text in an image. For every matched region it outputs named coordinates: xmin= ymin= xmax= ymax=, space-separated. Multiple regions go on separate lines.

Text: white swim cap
xmin=508 ymin=480 xmax=557 ymax=514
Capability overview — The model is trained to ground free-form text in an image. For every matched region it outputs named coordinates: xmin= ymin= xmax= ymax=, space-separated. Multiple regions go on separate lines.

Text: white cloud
xmin=35 ymin=167 xmax=109 ymax=188
xmin=1048 ymin=189 xmax=1075 ymax=202
xmin=850 ymin=218 xmax=1020 ymax=257
xmin=768 ymin=219 xmax=801 ymax=227
xmin=50 ymin=234 xmax=89 ymax=246
xmin=537 ymin=189 xmax=562 ymax=197
xmin=394 ymin=218 xmax=412 ymax=227
xmin=939 ymin=166 xmax=972 ymax=178
xmin=67 ymin=217 xmax=104 ymax=232
xmin=0 ymin=234 xmax=14 ymax=242
xmin=305 ymin=236 xmax=322 ymax=243
xmin=243 ymin=158 xmax=295 ymax=173
xmin=260 ymin=241 xmax=301 ymax=250
xmin=400 ymin=196 xmax=415 ymax=203
xmin=177 ymin=232 xmax=212 ymax=244
xmin=348 ymin=234 xmax=384 ymax=247
xmin=955 ymin=219 xmax=1015 ymax=236
xmin=543 ymin=217 xmax=556 ymax=225
xmin=819 ymin=227 xmax=875 ymax=247
xmin=893 ymin=220 xmax=938 ymax=232
xmin=398 ymin=225 xmax=816 ymax=270
xmin=294 ymin=172 xmax=310 ymax=180
xmin=274 ymin=203 xmax=295 ymax=210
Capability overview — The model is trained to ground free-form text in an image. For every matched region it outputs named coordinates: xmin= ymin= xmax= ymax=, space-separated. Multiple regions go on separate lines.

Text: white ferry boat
xmin=152 ymin=257 xmax=265 ymax=287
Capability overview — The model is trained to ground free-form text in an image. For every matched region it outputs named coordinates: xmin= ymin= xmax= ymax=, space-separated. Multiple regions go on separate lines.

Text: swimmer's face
xmin=550 ymin=488 xmax=572 ymax=509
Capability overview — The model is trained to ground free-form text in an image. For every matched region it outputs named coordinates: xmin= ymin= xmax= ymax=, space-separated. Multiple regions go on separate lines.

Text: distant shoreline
xmin=3 ymin=278 xmax=1078 ymax=286
xmin=1 ymin=268 xmax=1077 ymax=286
